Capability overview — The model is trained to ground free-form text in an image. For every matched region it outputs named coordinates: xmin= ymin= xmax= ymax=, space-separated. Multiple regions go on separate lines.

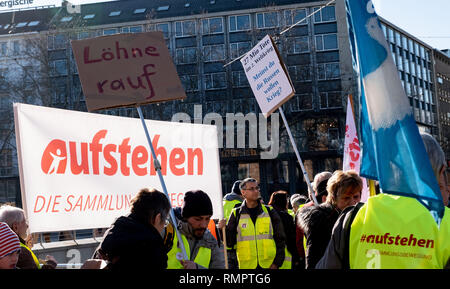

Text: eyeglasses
xmin=243 ymin=186 xmax=260 ymax=191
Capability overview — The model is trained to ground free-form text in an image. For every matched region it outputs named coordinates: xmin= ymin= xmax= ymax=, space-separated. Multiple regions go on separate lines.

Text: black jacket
xmin=97 ymin=213 xmax=167 ymax=270
xmin=297 ymin=202 xmax=341 ymax=269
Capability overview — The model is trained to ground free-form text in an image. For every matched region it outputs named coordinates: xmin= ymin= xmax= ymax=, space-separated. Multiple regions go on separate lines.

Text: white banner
xmin=241 ymin=35 xmax=295 ymax=117
xmin=14 ymin=103 xmax=223 ymax=233
xmin=343 ymin=96 xmax=369 ymax=202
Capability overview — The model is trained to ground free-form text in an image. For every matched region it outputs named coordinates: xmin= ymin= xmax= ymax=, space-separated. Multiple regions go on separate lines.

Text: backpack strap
xmin=343 ymin=202 xmax=364 ymax=269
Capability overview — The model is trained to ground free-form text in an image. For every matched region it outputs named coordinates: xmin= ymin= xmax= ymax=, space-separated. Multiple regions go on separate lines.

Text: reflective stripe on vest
xmin=20 ymin=242 xmax=41 ymax=269
xmin=235 ymin=205 xmax=276 ymax=269
xmin=279 ymin=247 xmax=292 ymax=269
xmin=167 ymin=232 xmax=211 ymax=269
xmin=349 ymin=194 xmax=450 ymax=269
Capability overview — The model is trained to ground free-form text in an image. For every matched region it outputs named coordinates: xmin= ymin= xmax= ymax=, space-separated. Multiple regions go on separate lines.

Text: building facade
xmin=433 ymin=49 xmax=450 ymax=167
xmin=0 ymin=0 xmax=444 ymax=206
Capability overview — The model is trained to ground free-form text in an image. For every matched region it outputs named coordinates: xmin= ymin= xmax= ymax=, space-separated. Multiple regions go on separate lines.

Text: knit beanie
xmin=182 ymin=190 xmax=213 ymax=219
xmin=0 ymin=222 xmax=20 ymax=258
xmin=231 ymin=180 xmax=242 ymax=195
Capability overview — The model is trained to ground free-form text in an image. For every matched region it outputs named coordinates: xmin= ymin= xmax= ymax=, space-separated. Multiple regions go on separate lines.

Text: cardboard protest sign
xmin=241 ymin=35 xmax=295 ymax=117
xmin=71 ymin=32 xmax=186 ymax=112
xmin=14 ymin=103 xmax=222 ymax=233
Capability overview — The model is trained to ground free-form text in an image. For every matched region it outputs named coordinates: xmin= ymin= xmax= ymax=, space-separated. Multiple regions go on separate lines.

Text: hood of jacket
xmin=223 ymin=192 xmax=243 ymax=202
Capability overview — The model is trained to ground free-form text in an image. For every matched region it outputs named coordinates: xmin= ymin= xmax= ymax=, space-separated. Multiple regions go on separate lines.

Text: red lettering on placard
xmin=41 ymin=130 xmax=204 ymax=177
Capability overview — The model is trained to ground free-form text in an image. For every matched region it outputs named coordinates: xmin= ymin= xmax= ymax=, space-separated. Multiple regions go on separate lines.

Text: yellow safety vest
xmin=223 ymin=199 xmax=242 ymax=221
xmin=288 ymin=209 xmax=295 ymax=220
xmin=279 ymin=247 xmax=292 ymax=269
xmin=349 ymin=194 xmax=450 ymax=269
xmin=234 ymin=205 xmax=277 ymax=269
xmin=20 ymin=242 xmax=41 ymax=269
xmin=167 ymin=232 xmax=211 ymax=269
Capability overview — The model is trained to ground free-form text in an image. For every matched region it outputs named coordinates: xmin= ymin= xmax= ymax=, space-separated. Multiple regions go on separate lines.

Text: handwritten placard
xmin=241 ymin=35 xmax=295 ymax=117
xmin=71 ymin=32 xmax=186 ymax=112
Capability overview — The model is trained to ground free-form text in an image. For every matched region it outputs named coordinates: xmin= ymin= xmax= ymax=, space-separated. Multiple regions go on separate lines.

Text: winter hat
xmin=0 ymin=222 xmax=20 ymax=258
xmin=182 ymin=190 xmax=213 ymax=219
xmin=231 ymin=180 xmax=242 ymax=195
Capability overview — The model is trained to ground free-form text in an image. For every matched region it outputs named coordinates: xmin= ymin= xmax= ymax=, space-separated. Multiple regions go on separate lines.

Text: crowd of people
xmin=0 ymin=133 xmax=448 ymax=269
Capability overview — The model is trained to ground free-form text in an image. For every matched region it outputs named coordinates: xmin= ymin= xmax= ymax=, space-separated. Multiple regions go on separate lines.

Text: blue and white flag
xmin=345 ymin=0 xmax=444 ymax=222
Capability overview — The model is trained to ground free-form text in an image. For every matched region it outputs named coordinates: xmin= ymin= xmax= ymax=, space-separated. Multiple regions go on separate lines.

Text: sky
xmin=70 ymin=0 xmax=450 ymax=50
xmin=372 ymin=0 xmax=450 ymax=50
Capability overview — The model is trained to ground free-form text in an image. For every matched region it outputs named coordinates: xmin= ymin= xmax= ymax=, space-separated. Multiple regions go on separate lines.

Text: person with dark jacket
xmin=268 ymin=191 xmax=301 ymax=269
xmin=298 ymin=170 xmax=362 ymax=269
xmin=95 ymin=188 xmax=171 ymax=270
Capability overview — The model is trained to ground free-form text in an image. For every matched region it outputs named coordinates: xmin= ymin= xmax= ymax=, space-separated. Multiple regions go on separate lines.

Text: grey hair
xmin=421 ymin=133 xmax=445 ymax=181
xmin=309 ymin=171 xmax=333 ymax=194
xmin=239 ymin=178 xmax=257 ymax=190
xmin=0 ymin=205 xmax=25 ymax=228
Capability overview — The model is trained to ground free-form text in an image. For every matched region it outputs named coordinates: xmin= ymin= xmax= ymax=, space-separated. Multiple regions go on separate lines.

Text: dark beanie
xmin=182 ymin=190 xmax=213 ymax=219
xmin=231 ymin=180 xmax=242 ymax=195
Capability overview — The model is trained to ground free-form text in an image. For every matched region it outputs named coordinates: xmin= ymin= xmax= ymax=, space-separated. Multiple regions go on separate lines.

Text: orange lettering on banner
xmin=41 ymin=130 xmax=204 ymax=177
xmin=35 ymin=194 xmax=133 ymax=214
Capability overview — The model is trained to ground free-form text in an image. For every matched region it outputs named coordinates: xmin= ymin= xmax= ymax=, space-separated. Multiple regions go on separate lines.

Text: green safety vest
xmin=349 ymin=194 xmax=450 ymax=269
xmin=288 ymin=209 xmax=295 ymax=220
xmin=234 ymin=205 xmax=277 ymax=269
xmin=20 ymin=242 xmax=41 ymax=269
xmin=167 ymin=232 xmax=211 ymax=269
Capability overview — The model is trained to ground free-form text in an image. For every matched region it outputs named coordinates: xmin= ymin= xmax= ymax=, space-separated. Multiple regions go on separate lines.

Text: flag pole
xmin=279 ymin=107 xmax=318 ymax=206
xmin=136 ymin=106 xmax=189 ymax=262
xmin=222 ymin=227 xmax=229 ymax=269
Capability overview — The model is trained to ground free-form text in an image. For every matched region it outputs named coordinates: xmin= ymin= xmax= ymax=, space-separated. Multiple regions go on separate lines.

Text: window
xmin=83 ymin=14 xmax=95 ymax=19
xmin=157 ymin=5 xmax=170 ymax=11
xmin=175 ymin=20 xmax=196 ymax=37
xmin=202 ymin=17 xmax=223 ymax=34
xmin=230 ymin=41 xmax=252 ymax=58
xmin=313 ymin=6 xmax=336 ymax=23
xmin=291 ymin=94 xmax=313 ymax=111
xmin=317 ymin=63 xmax=340 ymax=80
xmin=156 ymin=23 xmax=170 ymax=38
xmin=16 ymin=22 xmax=27 ymax=28
xmin=320 ymin=92 xmax=341 ymax=108
xmin=109 ymin=11 xmax=121 ymax=17
xmin=257 ymin=12 xmax=278 ymax=29
xmin=176 ymin=47 xmax=197 ymax=64
xmin=229 ymin=15 xmax=250 ymax=32
xmin=12 ymin=41 xmax=20 ymax=55
xmin=232 ymin=70 xmax=248 ymax=87
xmin=284 ymin=9 xmax=307 ymax=26
xmin=60 ymin=16 xmax=73 ymax=22
xmin=203 ymin=44 xmax=225 ymax=62
xmin=288 ymin=65 xmax=311 ymax=82
xmin=204 ymin=72 xmax=227 ymax=90
xmin=179 ymin=74 xmax=199 ymax=92
xmin=103 ymin=28 xmax=118 ymax=35
xmin=121 ymin=26 xmax=143 ymax=33
xmin=286 ymin=36 xmax=309 ymax=54
xmin=28 ymin=21 xmax=39 ymax=26
xmin=315 ymin=33 xmax=338 ymax=51
xmin=50 ymin=59 xmax=68 ymax=76
xmin=133 ymin=8 xmax=146 ymax=14
xmin=0 ymin=43 xmax=6 ymax=56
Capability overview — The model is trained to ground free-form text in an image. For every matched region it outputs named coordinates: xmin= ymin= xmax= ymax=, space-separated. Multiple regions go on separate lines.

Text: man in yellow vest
xmin=0 ymin=205 xmax=57 ymax=269
xmin=222 ymin=180 xmax=243 ymax=269
xmin=316 ymin=133 xmax=450 ymax=269
xmin=219 ymin=178 xmax=286 ymax=269
xmin=167 ymin=190 xmax=225 ymax=269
